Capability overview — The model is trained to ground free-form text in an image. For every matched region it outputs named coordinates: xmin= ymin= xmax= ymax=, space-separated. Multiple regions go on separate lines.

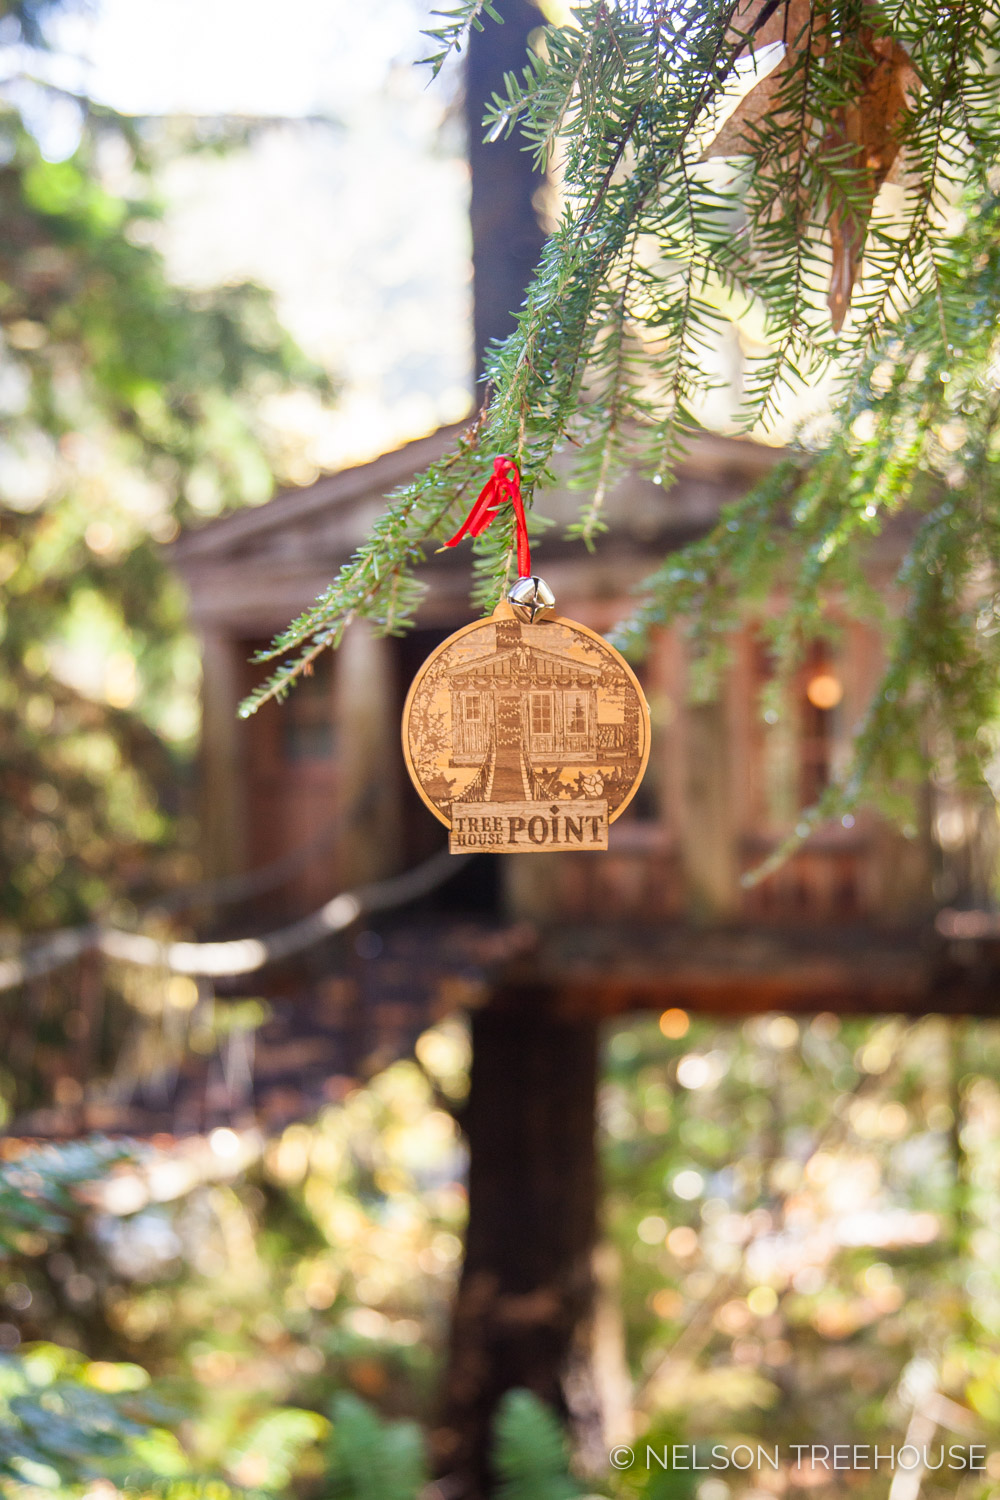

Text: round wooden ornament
xmin=402 ymin=597 xmax=651 ymax=854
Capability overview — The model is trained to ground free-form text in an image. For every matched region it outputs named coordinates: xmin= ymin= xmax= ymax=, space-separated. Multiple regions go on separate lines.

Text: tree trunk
xmin=465 ymin=0 xmax=547 ymax=386
xmin=435 ymin=9 xmax=592 ymax=1493
xmin=434 ymin=987 xmax=600 ymax=1498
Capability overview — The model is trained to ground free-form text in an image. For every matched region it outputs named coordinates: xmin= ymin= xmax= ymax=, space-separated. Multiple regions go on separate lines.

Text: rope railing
xmin=0 ymin=849 xmax=470 ymax=992
xmin=145 ymin=816 xmax=343 ymax=915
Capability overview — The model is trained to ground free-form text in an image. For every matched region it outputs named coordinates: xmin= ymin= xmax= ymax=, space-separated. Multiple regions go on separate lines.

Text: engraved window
xmin=464 ymin=695 xmax=481 ymax=721
xmin=531 ymin=693 xmax=553 ymax=736
xmin=567 ymin=694 xmax=588 ymax=735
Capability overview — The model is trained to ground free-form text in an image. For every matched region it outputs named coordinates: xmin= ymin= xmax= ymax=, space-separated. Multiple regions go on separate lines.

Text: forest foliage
xmin=0 ymin=1 xmax=331 ymax=935
xmin=2 ymin=1010 xmax=999 ymax=1499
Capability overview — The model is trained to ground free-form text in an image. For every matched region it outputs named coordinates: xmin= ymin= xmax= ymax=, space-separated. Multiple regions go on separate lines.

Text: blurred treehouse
xmin=179 ymin=421 xmax=946 ymax=941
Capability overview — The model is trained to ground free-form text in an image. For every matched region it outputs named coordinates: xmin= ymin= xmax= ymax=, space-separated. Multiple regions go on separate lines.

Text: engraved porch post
xmin=486 ymin=619 xmax=529 ymax=801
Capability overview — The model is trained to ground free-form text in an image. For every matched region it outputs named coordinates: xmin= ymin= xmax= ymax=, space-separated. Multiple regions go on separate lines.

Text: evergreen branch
xmin=570 ymin=230 xmax=641 ymax=548
xmin=420 ymin=0 xmax=504 ymax=79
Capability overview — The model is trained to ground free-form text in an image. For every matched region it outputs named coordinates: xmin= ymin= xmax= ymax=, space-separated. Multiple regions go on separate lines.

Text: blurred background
xmin=1 ymin=1 xmax=1000 ymax=1497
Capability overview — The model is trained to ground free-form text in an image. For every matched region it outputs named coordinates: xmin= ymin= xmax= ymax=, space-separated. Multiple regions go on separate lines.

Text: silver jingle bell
xmin=508 ymin=574 xmax=556 ymax=624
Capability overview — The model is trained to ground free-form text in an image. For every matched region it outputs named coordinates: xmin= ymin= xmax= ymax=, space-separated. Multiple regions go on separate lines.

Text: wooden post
xmin=681 ymin=699 xmax=739 ymax=919
xmin=434 ymin=990 xmax=600 ymax=1498
xmin=199 ymin=631 xmax=247 ymax=881
xmin=334 ymin=622 xmax=402 ymax=886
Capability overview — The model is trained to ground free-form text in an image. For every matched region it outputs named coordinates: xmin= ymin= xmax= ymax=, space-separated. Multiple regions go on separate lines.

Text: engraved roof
xmin=443 ymin=642 xmax=602 ymax=683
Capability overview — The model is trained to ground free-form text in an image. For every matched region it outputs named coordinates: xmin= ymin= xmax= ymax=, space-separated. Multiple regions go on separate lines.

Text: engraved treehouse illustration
xmin=449 ymin=617 xmax=602 ymax=797
xmin=403 ymin=611 xmax=650 ymax=853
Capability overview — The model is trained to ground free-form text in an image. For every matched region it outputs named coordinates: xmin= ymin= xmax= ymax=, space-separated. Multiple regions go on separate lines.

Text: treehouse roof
xmin=170 ymin=424 xmax=791 ymax=635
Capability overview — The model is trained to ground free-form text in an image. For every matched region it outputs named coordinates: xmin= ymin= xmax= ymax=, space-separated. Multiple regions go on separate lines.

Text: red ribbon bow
xmin=443 ymin=455 xmax=531 ymax=578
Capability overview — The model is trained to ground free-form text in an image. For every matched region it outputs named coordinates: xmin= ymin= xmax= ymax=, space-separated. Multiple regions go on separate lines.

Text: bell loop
xmin=508 ymin=575 xmax=555 ymax=623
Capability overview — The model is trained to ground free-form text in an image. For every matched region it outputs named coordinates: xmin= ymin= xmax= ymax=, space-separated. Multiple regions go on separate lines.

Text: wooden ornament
xmin=402 ymin=600 xmax=651 ymax=854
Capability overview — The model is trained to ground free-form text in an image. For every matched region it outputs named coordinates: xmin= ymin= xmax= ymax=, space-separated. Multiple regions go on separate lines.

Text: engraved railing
xmin=596 ymin=723 xmax=625 ymax=750
xmin=462 ymin=725 xmax=496 ymax=803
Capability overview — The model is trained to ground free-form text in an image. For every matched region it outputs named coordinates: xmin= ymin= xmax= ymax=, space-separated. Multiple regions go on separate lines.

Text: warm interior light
xmin=806 ymin=672 xmax=843 ymax=710
xmin=659 ymin=1007 xmax=689 ymax=1039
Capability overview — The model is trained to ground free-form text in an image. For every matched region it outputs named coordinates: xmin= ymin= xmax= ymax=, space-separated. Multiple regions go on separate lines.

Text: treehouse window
xmin=800 ymin=645 xmax=841 ymax=807
xmin=751 ymin=636 xmax=842 ymax=826
xmin=282 ymin=652 xmax=334 ymax=762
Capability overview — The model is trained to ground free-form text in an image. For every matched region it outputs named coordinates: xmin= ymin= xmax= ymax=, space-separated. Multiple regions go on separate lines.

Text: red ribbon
xmin=443 ymin=456 xmax=531 ymax=578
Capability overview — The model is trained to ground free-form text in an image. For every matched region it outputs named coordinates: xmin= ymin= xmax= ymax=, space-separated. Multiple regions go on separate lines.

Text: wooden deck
xmin=11 ymin=908 xmax=999 ymax=1140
